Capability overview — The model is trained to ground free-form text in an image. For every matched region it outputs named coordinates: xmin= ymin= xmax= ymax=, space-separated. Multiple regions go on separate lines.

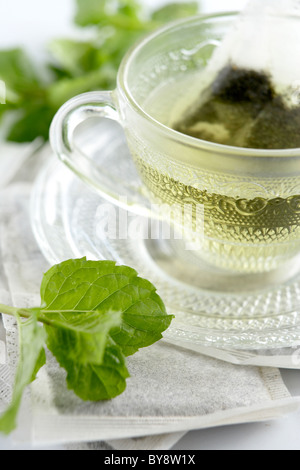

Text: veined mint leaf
xmin=108 ymin=275 xmax=173 ymax=356
xmin=43 ymin=310 xmax=122 ymax=366
xmin=40 ymin=258 xmax=174 ymax=357
xmin=54 ymin=336 xmax=130 ymax=401
xmin=0 ymin=312 xmax=46 ymax=435
xmin=43 ymin=310 xmax=128 ymax=401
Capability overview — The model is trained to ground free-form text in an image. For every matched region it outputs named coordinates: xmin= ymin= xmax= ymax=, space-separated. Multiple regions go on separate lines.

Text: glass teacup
xmin=50 ymin=12 xmax=300 ymax=274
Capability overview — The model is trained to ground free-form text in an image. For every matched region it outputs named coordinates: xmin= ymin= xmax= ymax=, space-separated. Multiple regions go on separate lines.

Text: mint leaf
xmin=74 ymin=0 xmax=143 ymax=29
xmin=0 ymin=49 xmax=42 ymax=103
xmin=53 ymin=336 xmax=130 ymax=401
xmin=151 ymin=2 xmax=200 ymax=22
xmin=6 ymin=104 xmax=55 ymax=142
xmin=39 ymin=257 xmax=173 ymax=400
xmin=43 ymin=310 xmax=122 ymax=366
xmin=0 ymin=312 xmax=46 ymax=435
xmin=43 ymin=309 xmax=126 ymax=401
xmin=109 ymin=275 xmax=173 ymax=356
xmin=40 ymin=258 xmax=173 ymax=357
xmin=74 ymin=0 xmax=108 ymax=26
xmin=49 ymin=39 xmax=106 ymax=77
xmin=46 ymin=68 xmax=116 ymax=109
xmin=0 ymin=48 xmax=53 ymax=142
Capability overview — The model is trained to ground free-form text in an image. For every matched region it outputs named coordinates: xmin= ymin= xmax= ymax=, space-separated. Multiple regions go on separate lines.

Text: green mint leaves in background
xmin=0 ymin=0 xmax=201 ymax=142
xmin=0 ymin=258 xmax=174 ymax=435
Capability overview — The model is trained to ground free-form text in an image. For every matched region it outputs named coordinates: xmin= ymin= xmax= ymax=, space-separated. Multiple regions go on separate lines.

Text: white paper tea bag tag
xmin=174 ymin=0 xmax=300 ymax=149
xmin=207 ymin=0 xmax=300 ymax=103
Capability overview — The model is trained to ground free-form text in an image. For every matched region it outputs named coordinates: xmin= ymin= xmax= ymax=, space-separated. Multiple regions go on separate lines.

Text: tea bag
xmin=175 ymin=0 xmax=300 ymax=149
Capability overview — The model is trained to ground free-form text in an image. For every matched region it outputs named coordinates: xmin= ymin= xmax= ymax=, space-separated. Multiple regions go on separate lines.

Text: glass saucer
xmin=30 ymin=147 xmax=300 ymax=352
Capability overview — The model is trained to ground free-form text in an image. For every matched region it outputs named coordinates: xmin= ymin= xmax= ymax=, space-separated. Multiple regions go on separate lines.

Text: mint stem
xmin=0 ymin=303 xmax=22 ymax=318
xmin=0 ymin=303 xmax=54 ymax=327
xmin=0 ymin=303 xmax=112 ymax=330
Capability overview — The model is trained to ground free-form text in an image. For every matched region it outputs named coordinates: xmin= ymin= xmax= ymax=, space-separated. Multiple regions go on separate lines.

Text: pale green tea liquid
xmin=131 ymin=72 xmax=300 ymax=273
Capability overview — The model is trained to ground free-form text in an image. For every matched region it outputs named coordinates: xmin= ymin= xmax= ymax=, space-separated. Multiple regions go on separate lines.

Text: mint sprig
xmin=0 ymin=258 xmax=174 ymax=434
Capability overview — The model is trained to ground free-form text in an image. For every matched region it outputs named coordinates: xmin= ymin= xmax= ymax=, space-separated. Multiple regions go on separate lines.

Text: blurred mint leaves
xmin=0 ymin=0 xmax=201 ymax=143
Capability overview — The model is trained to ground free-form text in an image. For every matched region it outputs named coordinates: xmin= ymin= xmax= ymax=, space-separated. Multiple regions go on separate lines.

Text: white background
xmin=0 ymin=0 xmax=299 ymax=450
xmin=0 ymin=0 xmax=248 ymax=57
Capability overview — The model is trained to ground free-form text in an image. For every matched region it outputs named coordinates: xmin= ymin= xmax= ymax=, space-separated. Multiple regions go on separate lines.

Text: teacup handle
xmin=50 ymin=91 xmax=166 ymax=221
xmin=50 ymin=91 xmax=121 ymax=194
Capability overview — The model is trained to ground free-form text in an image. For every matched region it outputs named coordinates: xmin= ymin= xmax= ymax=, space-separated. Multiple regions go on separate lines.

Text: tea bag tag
xmin=174 ymin=0 xmax=300 ymax=149
xmin=207 ymin=0 xmax=300 ymax=101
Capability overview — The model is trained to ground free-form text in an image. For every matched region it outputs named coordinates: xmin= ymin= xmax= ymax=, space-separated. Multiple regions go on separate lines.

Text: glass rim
xmin=118 ymin=11 xmax=300 ymax=159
